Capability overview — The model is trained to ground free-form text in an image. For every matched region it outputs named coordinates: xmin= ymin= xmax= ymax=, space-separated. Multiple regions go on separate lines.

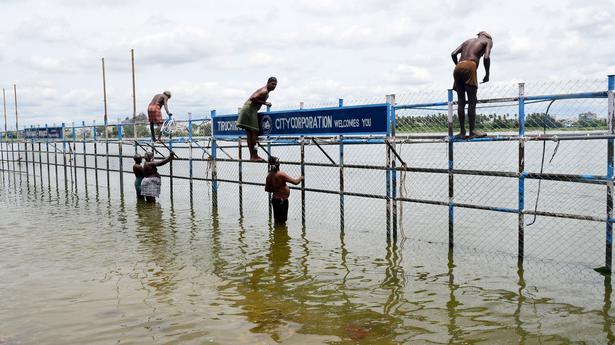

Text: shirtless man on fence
xmin=265 ymin=156 xmax=303 ymax=224
xmin=236 ymin=77 xmax=277 ymax=161
xmin=148 ymin=91 xmax=172 ymax=142
xmin=451 ymin=31 xmax=493 ymax=139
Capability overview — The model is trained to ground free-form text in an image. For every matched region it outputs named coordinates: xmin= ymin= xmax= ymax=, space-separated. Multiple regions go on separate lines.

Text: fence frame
xmin=1 ymin=76 xmax=614 ymax=269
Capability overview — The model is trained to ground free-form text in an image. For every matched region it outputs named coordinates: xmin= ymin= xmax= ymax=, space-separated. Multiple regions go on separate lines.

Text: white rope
xmin=397 ymin=142 xmax=408 ymax=241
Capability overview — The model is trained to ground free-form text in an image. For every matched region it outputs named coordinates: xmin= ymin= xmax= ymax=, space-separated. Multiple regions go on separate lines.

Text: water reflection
xmin=514 ymin=259 xmax=528 ymax=344
xmin=242 ymin=223 xmax=293 ymax=341
xmin=3 ymin=165 xmax=615 ymax=344
xmin=208 ymin=204 xmax=410 ymax=343
xmin=447 ymin=249 xmax=460 ymax=344
xmin=603 ymin=274 xmax=614 ymax=343
xmin=135 ymin=202 xmax=179 ymax=301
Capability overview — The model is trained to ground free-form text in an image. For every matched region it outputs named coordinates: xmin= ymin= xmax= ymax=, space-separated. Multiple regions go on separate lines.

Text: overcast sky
xmin=1 ymin=0 xmax=614 ymax=128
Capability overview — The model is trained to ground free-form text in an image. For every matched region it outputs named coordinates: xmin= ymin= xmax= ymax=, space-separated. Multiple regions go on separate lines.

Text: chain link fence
xmin=1 ymin=77 xmax=614 ymax=271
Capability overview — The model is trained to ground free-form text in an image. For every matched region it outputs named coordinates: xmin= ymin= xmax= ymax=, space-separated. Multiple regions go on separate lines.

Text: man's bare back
xmin=266 ymin=171 xmax=302 ymax=200
xmin=452 ymin=31 xmax=492 ymax=83
xmin=265 ymin=156 xmax=303 ymax=200
xmin=265 ymin=156 xmax=303 ymax=224
xmin=142 ymin=152 xmax=173 ymax=178
xmin=456 ymin=39 xmax=488 ymax=66
xmin=149 ymin=93 xmax=170 ymax=113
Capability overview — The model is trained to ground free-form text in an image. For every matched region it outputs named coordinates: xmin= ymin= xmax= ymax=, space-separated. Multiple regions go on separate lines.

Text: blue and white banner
xmin=212 ymin=104 xmax=389 ymax=138
xmin=23 ymin=127 xmax=64 ymax=139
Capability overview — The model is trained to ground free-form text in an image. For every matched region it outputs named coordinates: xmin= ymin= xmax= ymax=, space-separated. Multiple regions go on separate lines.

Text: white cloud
xmin=144 ymin=15 xmax=175 ymax=28
xmin=12 ymin=15 xmax=72 ymax=44
xmin=295 ymin=0 xmax=385 ymax=15
xmin=25 ymin=56 xmax=78 ymax=73
xmin=128 ymin=27 xmax=228 ymax=66
xmin=2 ymin=0 xmax=614 ymax=125
xmin=60 ymin=0 xmax=141 ymax=8
xmin=247 ymin=52 xmax=286 ymax=68
xmin=385 ymin=65 xmax=432 ymax=85
xmin=497 ymin=34 xmax=537 ymax=61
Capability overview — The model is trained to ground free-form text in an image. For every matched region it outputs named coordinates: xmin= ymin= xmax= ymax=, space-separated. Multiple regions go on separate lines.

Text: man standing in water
xmin=236 ymin=77 xmax=277 ymax=161
xmin=141 ymin=151 xmax=174 ymax=203
xmin=265 ymin=156 xmax=303 ymax=224
xmin=132 ymin=154 xmax=145 ymax=201
xmin=451 ymin=31 xmax=493 ymax=139
xmin=148 ymin=91 xmax=172 ymax=142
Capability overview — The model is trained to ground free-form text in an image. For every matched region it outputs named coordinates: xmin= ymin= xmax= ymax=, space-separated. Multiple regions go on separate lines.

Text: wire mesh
xmin=0 ymin=77 xmax=613 ymax=271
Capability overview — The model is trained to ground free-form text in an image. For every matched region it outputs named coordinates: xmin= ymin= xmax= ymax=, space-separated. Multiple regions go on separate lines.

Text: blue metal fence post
xmin=118 ymin=121 xmax=124 ymax=195
xmin=388 ymin=94 xmax=398 ymax=241
xmin=0 ymin=117 xmax=3 ymax=174
xmin=188 ymin=112 xmax=193 ymax=197
xmin=62 ymin=122 xmax=68 ymax=190
xmin=72 ymin=122 xmax=77 ymax=192
xmin=10 ymin=127 xmax=15 ymax=180
xmin=0 ymin=128 xmax=3 ymax=175
xmin=1 ymin=89 xmax=5 ymax=174
xmin=385 ymin=95 xmax=392 ymax=240
xmin=238 ymin=134 xmax=243 ymax=214
xmin=93 ymin=120 xmax=98 ymax=188
xmin=447 ymin=89 xmax=455 ymax=250
xmin=266 ymin=105 xmax=272 ymax=219
xmin=339 ymin=134 xmax=344 ymax=232
xmin=104 ymin=118 xmax=110 ymax=197
xmin=300 ymin=136 xmax=305 ymax=226
xmin=23 ymin=125 xmax=29 ymax=183
xmin=606 ymin=75 xmax=614 ymax=271
xmin=169 ymin=135 xmax=173 ymax=200
xmin=338 ymin=98 xmax=345 ymax=232
xmin=30 ymin=125 xmax=36 ymax=185
xmin=211 ymin=110 xmax=218 ymax=207
xmin=53 ymin=123 xmax=59 ymax=187
xmin=518 ymin=83 xmax=526 ymax=261
xmin=82 ymin=121 xmax=88 ymax=189
xmin=45 ymin=123 xmax=51 ymax=187
xmin=37 ymin=125 xmax=43 ymax=186
xmin=10 ymin=126 xmax=15 ymax=178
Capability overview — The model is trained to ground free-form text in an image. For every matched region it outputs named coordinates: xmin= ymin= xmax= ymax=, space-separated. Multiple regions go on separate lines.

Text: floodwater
xmin=1 ymin=138 xmax=614 ymax=344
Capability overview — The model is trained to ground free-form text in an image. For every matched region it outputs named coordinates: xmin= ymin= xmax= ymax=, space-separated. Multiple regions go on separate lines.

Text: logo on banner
xmin=261 ymin=115 xmax=273 ymax=135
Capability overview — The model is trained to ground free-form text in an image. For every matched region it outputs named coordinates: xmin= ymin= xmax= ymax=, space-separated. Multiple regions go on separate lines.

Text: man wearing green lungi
xmin=236 ymin=77 xmax=277 ymax=161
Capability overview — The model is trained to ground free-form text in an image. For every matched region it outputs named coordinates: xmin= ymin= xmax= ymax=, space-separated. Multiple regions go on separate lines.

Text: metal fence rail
xmin=1 ymin=76 xmax=614 ymax=271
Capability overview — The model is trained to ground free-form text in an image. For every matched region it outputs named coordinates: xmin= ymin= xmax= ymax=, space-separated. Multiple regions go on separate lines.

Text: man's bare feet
xmin=468 ymin=130 xmax=487 ymax=139
xmin=454 ymin=132 xmax=466 ymax=139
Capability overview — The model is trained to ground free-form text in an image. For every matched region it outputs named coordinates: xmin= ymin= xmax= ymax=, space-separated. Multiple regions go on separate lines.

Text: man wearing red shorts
xmin=148 ymin=90 xmax=172 ymax=142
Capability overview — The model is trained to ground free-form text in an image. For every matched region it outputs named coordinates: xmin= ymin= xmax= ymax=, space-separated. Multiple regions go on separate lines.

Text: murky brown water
xmin=1 ymin=165 xmax=614 ymax=345
xmin=1 ymin=132 xmax=615 ymax=345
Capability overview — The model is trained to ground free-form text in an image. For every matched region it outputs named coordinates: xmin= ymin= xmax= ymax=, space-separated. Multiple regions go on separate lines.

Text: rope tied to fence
xmin=527 ymin=100 xmax=561 ymax=226
xmin=398 ymin=162 xmax=408 ymax=241
xmin=395 ymin=141 xmax=408 ymax=241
